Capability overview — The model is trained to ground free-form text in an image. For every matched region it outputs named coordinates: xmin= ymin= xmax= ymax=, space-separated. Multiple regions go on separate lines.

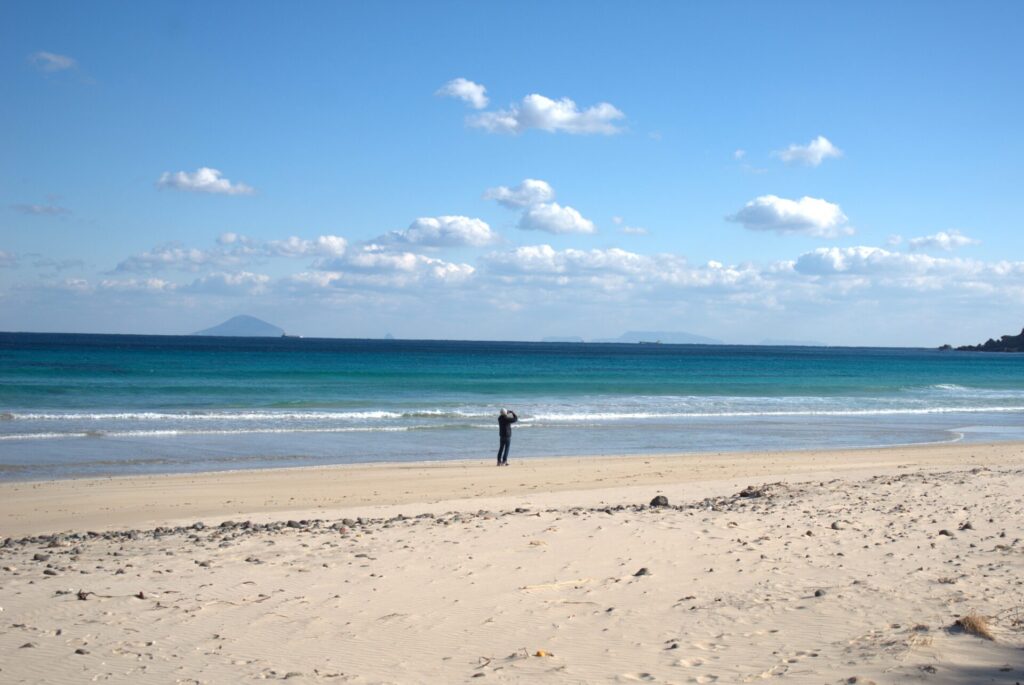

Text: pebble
xmin=831 ymin=521 xmax=845 ymax=530
xmin=815 ymin=589 xmax=827 ymax=597
xmin=649 ymin=495 xmax=669 ymax=507
xmin=634 ymin=567 xmax=651 ymax=577
xmin=75 ymin=648 xmax=89 ymax=655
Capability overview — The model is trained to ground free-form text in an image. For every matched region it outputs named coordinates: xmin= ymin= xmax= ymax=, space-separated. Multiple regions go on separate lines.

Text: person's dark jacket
xmin=498 ymin=411 xmax=518 ymax=439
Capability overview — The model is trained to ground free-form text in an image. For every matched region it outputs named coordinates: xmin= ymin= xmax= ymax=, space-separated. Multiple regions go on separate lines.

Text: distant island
xmin=193 ymin=315 xmax=286 ymax=337
xmin=952 ymin=327 xmax=1024 ymax=352
xmin=591 ymin=330 xmax=723 ymax=345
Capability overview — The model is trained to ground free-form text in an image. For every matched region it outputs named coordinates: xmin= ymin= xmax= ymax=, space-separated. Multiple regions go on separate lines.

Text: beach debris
xmin=74 ymin=648 xmax=89 ymax=655
xmin=938 ymin=529 xmax=954 ymax=537
xmin=633 ymin=567 xmax=651 ymax=577
xmin=76 ymin=589 xmax=92 ymax=601
xmin=533 ymin=649 xmax=553 ymax=657
xmin=20 ymin=642 xmax=37 ymax=649
xmin=959 ymin=520 xmax=974 ymax=530
xmin=135 ymin=591 xmax=145 ymax=599
xmin=649 ymin=495 xmax=669 ymax=507
xmin=952 ymin=612 xmax=995 ymax=641
xmin=831 ymin=520 xmax=846 ymax=530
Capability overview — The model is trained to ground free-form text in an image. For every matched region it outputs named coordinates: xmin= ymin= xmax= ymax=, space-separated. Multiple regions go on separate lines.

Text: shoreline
xmin=2 ymin=440 xmax=1023 ymax=537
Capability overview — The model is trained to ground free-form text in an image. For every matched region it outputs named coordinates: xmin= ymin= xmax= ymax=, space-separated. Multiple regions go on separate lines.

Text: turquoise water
xmin=2 ymin=333 xmax=1024 ymax=480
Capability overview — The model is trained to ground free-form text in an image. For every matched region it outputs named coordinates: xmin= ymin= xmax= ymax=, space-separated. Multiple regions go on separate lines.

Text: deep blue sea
xmin=2 ymin=332 xmax=1024 ymax=481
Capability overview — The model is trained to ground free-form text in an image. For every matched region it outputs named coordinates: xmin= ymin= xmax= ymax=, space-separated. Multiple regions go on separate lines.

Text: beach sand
xmin=1 ymin=442 xmax=1023 ymax=683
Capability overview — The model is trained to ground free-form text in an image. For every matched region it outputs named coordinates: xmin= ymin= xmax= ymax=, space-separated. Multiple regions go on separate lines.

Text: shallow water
xmin=2 ymin=333 xmax=1023 ymax=480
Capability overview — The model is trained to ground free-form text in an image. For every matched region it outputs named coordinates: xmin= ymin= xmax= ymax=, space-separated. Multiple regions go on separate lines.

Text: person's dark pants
xmin=497 ymin=437 xmax=510 ymax=465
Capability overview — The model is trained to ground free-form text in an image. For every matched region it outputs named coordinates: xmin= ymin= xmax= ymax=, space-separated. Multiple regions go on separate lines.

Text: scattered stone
xmin=43 ymin=569 xmax=58 ymax=576
xmin=32 ymin=553 xmax=50 ymax=562
xmin=959 ymin=521 xmax=973 ymax=530
xmin=286 ymin=520 xmax=302 ymax=528
xmin=938 ymin=529 xmax=954 ymax=537
xmin=633 ymin=567 xmax=651 ymax=577
xmin=75 ymin=648 xmax=89 ymax=655
xmin=831 ymin=521 xmax=846 ymax=530
xmin=814 ymin=589 xmax=827 ymax=597
xmin=20 ymin=642 xmax=36 ymax=649
xmin=649 ymin=495 xmax=669 ymax=507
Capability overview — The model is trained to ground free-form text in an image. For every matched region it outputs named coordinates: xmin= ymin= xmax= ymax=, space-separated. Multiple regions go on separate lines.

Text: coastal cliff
xmin=954 ymin=327 xmax=1024 ymax=352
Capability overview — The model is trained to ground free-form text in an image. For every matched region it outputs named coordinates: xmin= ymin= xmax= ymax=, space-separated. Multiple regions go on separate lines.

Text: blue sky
xmin=2 ymin=0 xmax=1023 ymax=345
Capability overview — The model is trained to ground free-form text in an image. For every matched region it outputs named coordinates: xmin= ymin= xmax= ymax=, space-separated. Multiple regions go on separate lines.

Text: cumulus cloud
xmin=908 ymin=230 xmax=979 ymax=252
xmin=519 ymin=202 xmax=596 ymax=234
xmin=181 ymin=271 xmax=270 ymax=295
xmin=775 ymin=135 xmax=842 ymax=167
xmin=435 ymin=78 xmax=488 ymax=109
xmin=486 ymin=178 xmax=595 ymax=234
xmin=115 ymin=234 xmax=348 ymax=273
xmin=733 ymin=149 xmax=746 ymax=160
xmin=483 ymin=245 xmax=763 ymax=294
xmin=98 ymin=277 xmax=177 ymax=293
xmin=727 ymin=195 xmax=852 ymax=238
xmin=384 ymin=216 xmax=495 ymax=247
xmin=469 ymin=93 xmax=625 ymax=135
xmin=11 ymin=203 xmax=70 ymax=216
xmin=156 ymin=167 xmax=254 ymax=195
xmin=115 ymin=244 xmax=225 ymax=273
xmin=29 ymin=51 xmax=76 ymax=72
xmin=791 ymin=246 xmax=998 ymax=284
xmin=265 ymin=235 xmax=348 ymax=258
xmin=483 ymin=179 xmax=555 ymax=209
xmin=303 ymin=245 xmax=475 ymax=289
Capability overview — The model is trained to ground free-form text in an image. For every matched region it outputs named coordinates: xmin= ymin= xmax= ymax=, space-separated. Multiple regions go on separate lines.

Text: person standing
xmin=496 ymin=408 xmax=518 ymax=466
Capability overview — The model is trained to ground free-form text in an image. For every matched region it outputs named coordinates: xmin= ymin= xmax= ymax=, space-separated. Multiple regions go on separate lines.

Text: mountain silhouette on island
xmin=193 ymin=315 xmax=285 ymax=337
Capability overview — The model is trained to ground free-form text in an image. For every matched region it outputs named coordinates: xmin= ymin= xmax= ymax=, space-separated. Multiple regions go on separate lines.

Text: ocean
xmin=2 ymin=332 xmax=1024 ymax=481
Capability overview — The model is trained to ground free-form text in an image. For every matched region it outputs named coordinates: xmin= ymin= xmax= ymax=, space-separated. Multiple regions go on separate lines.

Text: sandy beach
xmin=2 ymin=442 xmax=1024 ymax=683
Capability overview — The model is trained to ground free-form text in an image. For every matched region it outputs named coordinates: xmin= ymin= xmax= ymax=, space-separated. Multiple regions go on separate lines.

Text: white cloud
xmin=156 ymin=167 xmax=254 ymax=195
xmin=266 ymin=235 xmax=348 ymax=258
xmin=486 ymin=178 xmax=596 ymax=235
xmin=469 ymin=93 xmax=625 ymax=135
xmin=519 ymin=202 xmax=596 ymax=234
xmin=483 ymin=179 xmax=555 ymax=209
xmin=727 ymin=195 xmax=852 ymax=238
xmin=115 ymin=234 xmax=347 ymax=273
xmin=115 ymin=244 xmax=226 ymax=273
xmin=733 ymin=149 xmax=746 ymax=160
xmin=0 ymin=250 xmax=17 ymax=268
xmin=435 ymin=78 xmax=488 ymax=109
xmin=307 ymin=245 xmax=475 ymax=288
xmin=29 ymin=51 xmax=76 ymax=72
xmin=908 ymin=230 xmax=979 ymax=252
xmin=612 ymin=215 xmax=648 ymax=235
xmin=385 ymin=216 xmax=495 ymax=247
xmin=775 ymin=135 xmax=842 ymax=167
xmin=181 ymin=271 xmax=270 ymax=295
xmin=11 ymin=203 xmax=70 ymax=216
xmin=98 ymin=278 xmax=177 ymax=293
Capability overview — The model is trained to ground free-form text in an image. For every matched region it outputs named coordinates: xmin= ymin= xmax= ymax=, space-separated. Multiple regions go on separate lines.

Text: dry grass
xmin=954 ymin=612 xmax=995 ymax=641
